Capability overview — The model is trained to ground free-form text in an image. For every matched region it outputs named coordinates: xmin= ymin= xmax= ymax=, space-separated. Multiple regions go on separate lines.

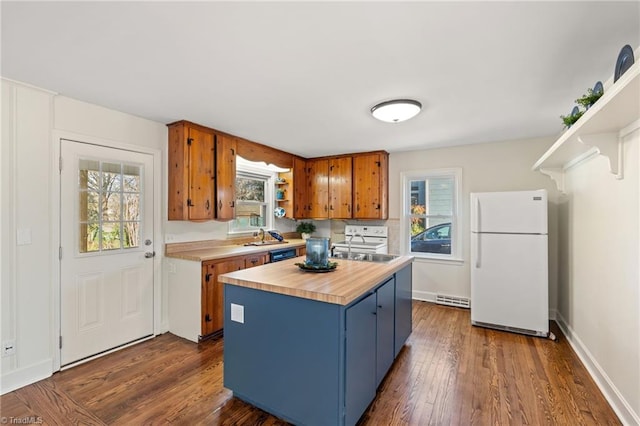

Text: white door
xmin=60 ymin=139 xmax=154 ymax=366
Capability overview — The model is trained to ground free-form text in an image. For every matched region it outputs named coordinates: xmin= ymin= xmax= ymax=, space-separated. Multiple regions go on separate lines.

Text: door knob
xmin=145 ymin=251 xmax=156 ymax=258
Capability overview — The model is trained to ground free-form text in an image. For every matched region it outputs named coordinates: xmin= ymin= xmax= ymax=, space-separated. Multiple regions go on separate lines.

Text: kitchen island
xmin=219 ymin=255 xmax=413 ymax=426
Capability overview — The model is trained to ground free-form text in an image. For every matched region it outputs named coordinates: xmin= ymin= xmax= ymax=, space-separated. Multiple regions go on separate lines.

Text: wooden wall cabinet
xmin=215 ymin=133 xmax=237 ymax=221
xmin=353 ymin=152 xmax=388 ymax=219
xmin=293 ymin=157 xmax=309 ymax=219
xmin=329 ymin=156 xmax=353 ymax=218
xmin=168 ymin=120 xmax=388 ymax=221
xmin=304 ymin=156 xmax=353 ymax=219
xmin=168 ymin=121 xmax=215 ymax=220
xmin=307 ymin=158 xmax=330 ymax=218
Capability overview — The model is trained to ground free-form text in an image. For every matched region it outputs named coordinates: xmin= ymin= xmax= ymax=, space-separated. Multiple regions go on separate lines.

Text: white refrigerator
xmin=470 ymin=189 xmax=549 ymax=337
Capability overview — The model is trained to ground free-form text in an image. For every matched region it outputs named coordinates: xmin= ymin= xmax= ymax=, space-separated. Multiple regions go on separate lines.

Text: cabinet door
xmin=308 ymin=158 xmax=329 ymax=218
xmin=345 ymin=292 xmax=376 ymax=426
xmin=329 ymin=156 xmax=352 ymax=219
xmin=376 ymin=277 xmax=396 ymax=387
xmin=293 ymin=157 xmax=308 ymax=219
xmin=167 ymin=122 xmax=215 ymax=221
xmin=202 ymin=258 xmax=244 ymax=337
xmin=188 ymin=127 xmax=216 ymax=220
xmin=202 ymin=261 xmax=217 ymax=336
xmin=216 ymin=134 xmax=237 ymax=220
xmin=394 ymin=264 xmax=412 ymax=357
xmin=353 ymin=153 xmax=388 ymax=219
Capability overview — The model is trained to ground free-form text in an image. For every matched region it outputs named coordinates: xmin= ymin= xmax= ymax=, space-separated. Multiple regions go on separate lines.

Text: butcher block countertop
xmin=165 ymin=238 xmax=306 ymax=262
xmin=219 ymin=255 xmax=414 ymax=305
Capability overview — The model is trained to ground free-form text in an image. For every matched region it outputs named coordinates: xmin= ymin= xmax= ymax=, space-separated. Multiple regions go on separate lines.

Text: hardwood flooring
xmin=1 ymin=302 xmax=619 ymax=425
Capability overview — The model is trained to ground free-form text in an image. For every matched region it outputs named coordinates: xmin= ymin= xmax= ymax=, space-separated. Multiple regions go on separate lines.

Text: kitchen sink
xmin=243 ymin=240 xmax=288 ymax=246
xmin=332 ymin=252 xmax=399 ymax=263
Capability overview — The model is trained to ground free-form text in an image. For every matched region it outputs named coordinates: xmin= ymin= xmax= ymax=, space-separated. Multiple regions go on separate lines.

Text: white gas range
xmin=332 ymin=225 xmax=388 ymax=254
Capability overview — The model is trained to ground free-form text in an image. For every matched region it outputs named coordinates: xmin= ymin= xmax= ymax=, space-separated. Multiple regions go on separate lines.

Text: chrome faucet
xmin=347 ymin=233 xmax=366 ymax=259
xmin=258 ymin=228 xmax=265 ymax=243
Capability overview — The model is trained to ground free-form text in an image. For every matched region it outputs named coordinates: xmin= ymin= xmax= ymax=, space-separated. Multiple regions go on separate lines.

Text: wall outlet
xmin=2 ymin=340 xmax=16 ymax=357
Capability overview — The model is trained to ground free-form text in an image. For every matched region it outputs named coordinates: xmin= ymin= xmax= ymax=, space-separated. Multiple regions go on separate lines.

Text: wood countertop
xmin=219 ymin=255 xmax=414 ymax=306
xmin=165 ymin=239 xmax=306 ymax=262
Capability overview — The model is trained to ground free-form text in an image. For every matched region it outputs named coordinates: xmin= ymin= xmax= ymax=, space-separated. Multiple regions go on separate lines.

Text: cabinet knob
xmin=205 ymin=200 xmax=210 ymax=210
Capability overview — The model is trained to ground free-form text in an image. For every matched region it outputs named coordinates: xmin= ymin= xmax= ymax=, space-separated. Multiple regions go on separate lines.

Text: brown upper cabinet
xmin=168 ymin=120 xmax=388 ymax=221
xmin=304 ymin=156 xmax=354 ymax=219
xmin=307 ymin=158 xmax=330 ymax=218
xmin=329 ymin=156 xmax=353 ymax=218
xmin=215 ymin=133 xmax=236 ymax=221
xmin=293 ymin=157 xmax=308 ymax=219
xmin=168 ymin=121 xmax=215 ymax=221
xmin=353 ymin=152 xmax=389 ymax=219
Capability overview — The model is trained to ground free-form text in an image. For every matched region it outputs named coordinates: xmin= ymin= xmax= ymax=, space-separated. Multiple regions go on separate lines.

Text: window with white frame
xmin=229 ymin=170 xmax=274 ymax=234
xmin=401 ymin=168 xmax=462 ymax=260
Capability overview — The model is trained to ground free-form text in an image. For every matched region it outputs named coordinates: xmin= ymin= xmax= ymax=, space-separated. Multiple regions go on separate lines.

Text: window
xmin=229 ymin=171 xmax=273 ymax=234
xmin=78 ymin=159 xmax=142 ymax=253
xmin=401 ymin=168 xmax=461 ymax=261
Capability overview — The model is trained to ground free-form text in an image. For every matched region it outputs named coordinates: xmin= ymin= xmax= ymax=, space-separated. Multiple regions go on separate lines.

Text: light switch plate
xmin=230 ymin=303 xmax=244 ymax=324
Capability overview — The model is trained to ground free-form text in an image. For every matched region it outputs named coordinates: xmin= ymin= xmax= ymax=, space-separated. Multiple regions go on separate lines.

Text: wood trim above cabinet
xmin=236 ymin=137 xmax=293 ymax=169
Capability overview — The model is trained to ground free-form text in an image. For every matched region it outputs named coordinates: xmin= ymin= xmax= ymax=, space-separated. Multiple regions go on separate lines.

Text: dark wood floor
xmin=1 ymin=302 xmax=619 ymax=425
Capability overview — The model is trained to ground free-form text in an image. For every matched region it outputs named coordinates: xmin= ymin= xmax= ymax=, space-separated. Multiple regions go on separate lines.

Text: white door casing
xmin=60 ymin=139 xmax=154 ymax=366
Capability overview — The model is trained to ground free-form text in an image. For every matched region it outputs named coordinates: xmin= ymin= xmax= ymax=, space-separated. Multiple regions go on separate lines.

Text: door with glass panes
xmin=60 ymin=139 xmax=154 ymax=366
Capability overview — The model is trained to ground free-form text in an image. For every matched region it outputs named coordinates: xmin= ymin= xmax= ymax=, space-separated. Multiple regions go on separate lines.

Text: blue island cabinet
xmin=223 ymin=264 xmax=412 ymax=426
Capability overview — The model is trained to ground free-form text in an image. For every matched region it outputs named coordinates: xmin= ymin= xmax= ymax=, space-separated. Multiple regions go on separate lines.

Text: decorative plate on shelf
xmin=614 ymin=44 xmax=634 ymax=83
xmin=570 ymin=106 xmax=580 ymax=117
xmin=593 ymin=80 xmax=603 ymax=96
xmin=274 ymin=207 xmax=286 ymax=218
xmin=295 ymin=260 xmax=338 ymax=273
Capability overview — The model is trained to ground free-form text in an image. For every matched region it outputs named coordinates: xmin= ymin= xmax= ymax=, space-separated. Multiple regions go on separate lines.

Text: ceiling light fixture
xmin=370 ymin=99 xmax=422 ymax=123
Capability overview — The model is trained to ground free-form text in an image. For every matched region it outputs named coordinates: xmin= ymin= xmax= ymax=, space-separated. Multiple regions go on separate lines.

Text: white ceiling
xmin=2 ymin=1 xmax=639 ymax=157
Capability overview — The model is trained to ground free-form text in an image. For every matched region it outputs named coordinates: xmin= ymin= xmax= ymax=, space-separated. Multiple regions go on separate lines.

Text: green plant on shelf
xmin=575 ymin=87 xmax=604 ymax=109
xmin=560 ymin=110 xmax=584 ymax=128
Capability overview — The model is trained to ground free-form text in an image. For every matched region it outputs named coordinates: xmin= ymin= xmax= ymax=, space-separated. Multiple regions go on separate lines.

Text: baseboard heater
xmin=435 ymin=294 xmax=470 ymax=309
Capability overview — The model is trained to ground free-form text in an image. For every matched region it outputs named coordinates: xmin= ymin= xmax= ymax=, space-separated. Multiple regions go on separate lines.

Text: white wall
xmin=556 ymin=129 xmax=639 ymax=424
xmin=388 ymin=137 xmax=559 ymax=310
xmin=1 ymin=80 xmax=55 ymax=393
xmin=1 ymin=79 xmax=167 ymax=393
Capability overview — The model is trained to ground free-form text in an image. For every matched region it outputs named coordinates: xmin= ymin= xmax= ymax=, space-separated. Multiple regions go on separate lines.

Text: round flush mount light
xmin=370 ymin=99 xmax=422 ymax=123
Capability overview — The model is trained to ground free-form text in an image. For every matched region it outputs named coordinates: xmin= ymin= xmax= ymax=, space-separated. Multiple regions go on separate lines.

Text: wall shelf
xmin=533 ymin=59 xmax=640 ymax=193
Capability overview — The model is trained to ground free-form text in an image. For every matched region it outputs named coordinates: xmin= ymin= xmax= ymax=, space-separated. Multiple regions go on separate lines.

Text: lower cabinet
xmin=202 ymin=258 xmax=244 ymax=336
xmin=345 ymin=276 xmax=395 ymax=425
xmin=375 ymin=277 xmax=396 ymax=386
xmin=168 ymin=250 xmax=272 ymax=342
xmin=345 ymin=292 xmax=376 ymax=426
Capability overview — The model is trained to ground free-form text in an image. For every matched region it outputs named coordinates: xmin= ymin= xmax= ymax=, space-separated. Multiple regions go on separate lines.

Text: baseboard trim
xmin=555 ymin=312 xmax=639 ymax=425
xmin=0 ymin=359 xmax=52 ymax=395
xmin=412 ymin=290 xmax=437 ymax=303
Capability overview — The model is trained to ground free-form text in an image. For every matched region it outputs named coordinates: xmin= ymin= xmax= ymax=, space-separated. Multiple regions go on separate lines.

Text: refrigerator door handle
xmin=475 ymin=196 xmax=481 ymax=233
xmin=475 ymin=197 xmax=481 ymax=268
